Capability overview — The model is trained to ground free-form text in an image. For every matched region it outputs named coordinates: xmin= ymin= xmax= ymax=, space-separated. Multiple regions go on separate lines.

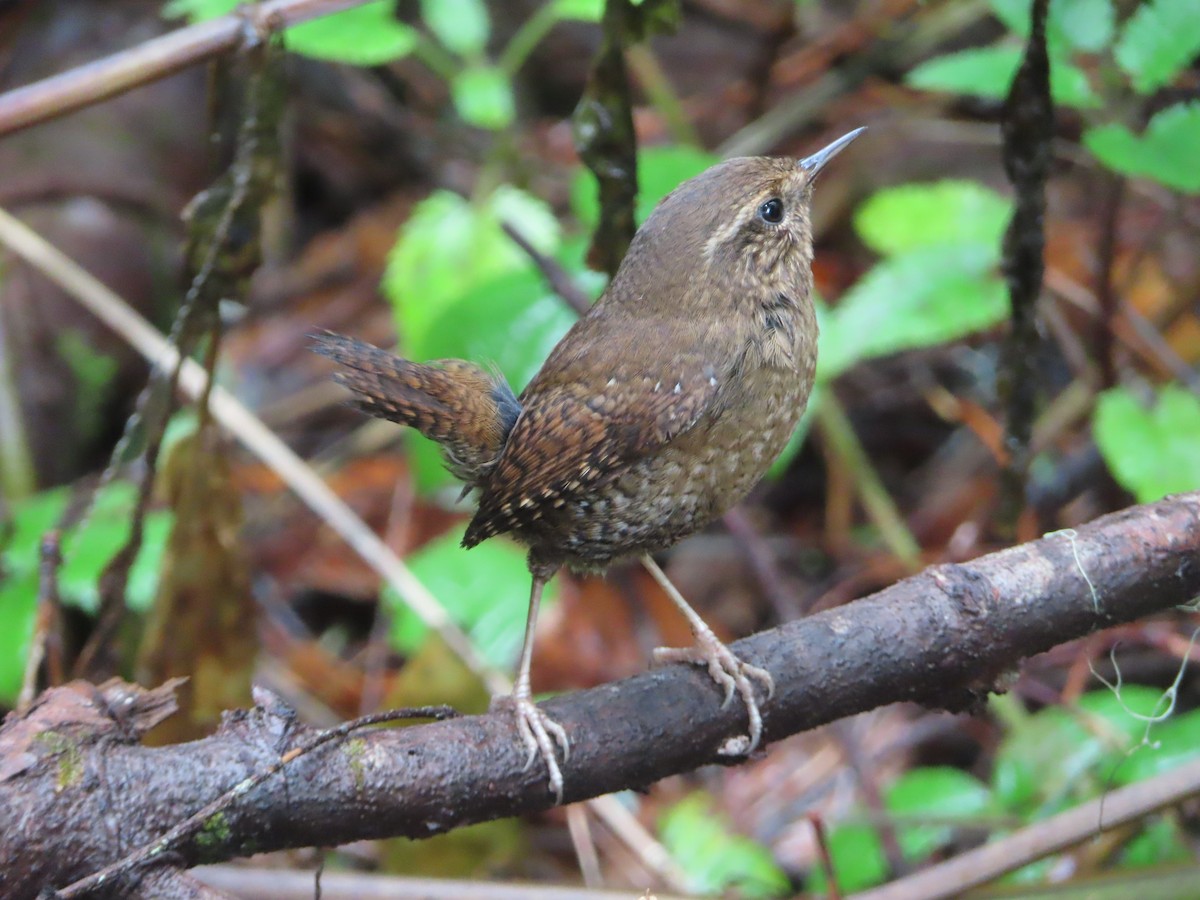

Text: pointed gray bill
xmin=798 ymin=126 xmax=867 ymax=178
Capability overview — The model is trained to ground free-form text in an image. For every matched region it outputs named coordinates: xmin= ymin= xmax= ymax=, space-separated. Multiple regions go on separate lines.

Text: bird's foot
xmin=491 ymin=693 xmax=570 ymax=804
xmin=653 ymin=630 xmax=774 ymax=754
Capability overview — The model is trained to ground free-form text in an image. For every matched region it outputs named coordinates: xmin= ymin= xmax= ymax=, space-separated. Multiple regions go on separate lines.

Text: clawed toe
xmin=653 ymin=635 xmax=773 ymax=753
xmin=497 ymin=694 xmax=570 ymax=804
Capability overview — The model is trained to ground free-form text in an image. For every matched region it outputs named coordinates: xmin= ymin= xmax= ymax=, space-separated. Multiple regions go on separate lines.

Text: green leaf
xmin=385 ymin=186 xmax=570 ymax=493
xmin=660 ymin=794 xmax=789 ymax=898
xmin=1051 ymin=0 xmax=1114 ymax=52
xmin=1115 ymin=0 xmax=1200 ymax=93
xmin=0 ymin=482 xmax=173 ymax=703
xmin=385 ymin=187 xmax=560 ymax=348
xmin=989 ymin=0 xmax=1114 ymax=52
xmin=386 ymin=529 xmax=556 ymax=669
xmin=810 ymin=823 xmax=888 ymax=894
xmin=554 ymin=0 xmax=604 ymax=21
xmin=819 ymin=244 xmax=1008 ymax=381
xmin=907 ymin=45 xmax=1021 ymax=98
xmin=162 ymin=0 xmax=237 ymax=19
xmin=1119 ymin=816 xmax=1191 ymax=867
xmin=992 ymin=687 xmax=1169 ymax=814
xmin=404 ymin=268 xmax=577 ymax=492
xmin=854 ymin=181 xmax=1012 ymax=258
xmin=166 ymin=0 xmax=418 ymax=65
xmin=1094 ymin=383 xmax=1200 ymax=502
xmin=1116 ymin=709 xmax=1200 ymax=786
xmin=906 ymin=44 xmax=1099 ymax=108
xmin=421 ymin=0 xmax=490 ymax=57
xmin=570 ymin=145 xmax=720 ymax=228
xmin=1083 ymin=102 xmax=1200 ymax=193
xmin=451 ymin=65 xmax=516 ymax=130
xmin=287 ymin=2 xmax=418 ymax=65
xmin=886 ymin=767 xmax=995 ymax=861
xmin=0 ymin=567 xmax=38 ymax=704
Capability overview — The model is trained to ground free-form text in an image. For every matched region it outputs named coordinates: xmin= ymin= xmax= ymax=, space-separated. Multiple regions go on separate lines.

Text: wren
xmin=315 ymin=127 xmax=865 ymax=802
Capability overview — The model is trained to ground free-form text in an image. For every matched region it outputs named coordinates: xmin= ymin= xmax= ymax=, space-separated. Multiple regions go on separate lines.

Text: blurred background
xmin=1 ymin=0 xmax=1199 ymax=895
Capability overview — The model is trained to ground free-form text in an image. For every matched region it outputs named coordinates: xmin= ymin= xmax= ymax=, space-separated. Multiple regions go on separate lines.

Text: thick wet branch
xmin=3 ymin=493 xmax=1198 ymax=898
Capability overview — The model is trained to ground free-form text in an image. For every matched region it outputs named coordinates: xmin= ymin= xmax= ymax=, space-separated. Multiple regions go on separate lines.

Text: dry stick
xmin=851 ymin=754 xmax=1200 ymax=900
xmin=196 ymin=865 xmax=692 ymax=900
xmin=0 ymin=0 xmax=366 ymax=138
xmin=55 ymin=705 xmax=461 ymax=899
xmin=0 ymin=207 xmax=689 ymax=893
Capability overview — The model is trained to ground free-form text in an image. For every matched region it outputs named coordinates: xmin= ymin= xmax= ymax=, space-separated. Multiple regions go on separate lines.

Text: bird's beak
xmin=798 ymin=126 xmax=867 ymax=179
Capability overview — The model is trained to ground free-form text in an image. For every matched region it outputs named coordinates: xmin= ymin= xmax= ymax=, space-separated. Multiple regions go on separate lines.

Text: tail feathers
xmin=312 ymin=332 xmax=520 ymax=485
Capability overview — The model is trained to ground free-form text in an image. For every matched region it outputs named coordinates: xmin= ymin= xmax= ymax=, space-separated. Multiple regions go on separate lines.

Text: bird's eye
xmin=759 ymin=198 xmax=784 ymax=224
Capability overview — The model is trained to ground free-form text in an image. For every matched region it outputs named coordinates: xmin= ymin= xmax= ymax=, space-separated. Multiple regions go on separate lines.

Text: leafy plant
xmin=908 ymin=0 xmax=1200 ymax=193
xmin=1094 ymin=383 xmax=1200 ymax=502
xmin=166 ymin=0 xmax=603 ymax=130
xmin=0 ymin=481 xmax=173 ymax=703
xmin=812 ymin=687 xmax=1200 ymax=893
xmin=385 ymin=528 xmax=558 ymax=670
xmin=660 ymin=793 xmax=790 ymax=898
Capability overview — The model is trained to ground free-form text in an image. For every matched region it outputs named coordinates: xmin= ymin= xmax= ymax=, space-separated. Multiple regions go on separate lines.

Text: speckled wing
xmin=462 ymin=358 xmax=720 ymax=547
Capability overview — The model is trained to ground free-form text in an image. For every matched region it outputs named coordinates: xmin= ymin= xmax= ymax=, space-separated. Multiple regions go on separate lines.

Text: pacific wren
xmin=315 ymin=127 xmax=864 ymax=802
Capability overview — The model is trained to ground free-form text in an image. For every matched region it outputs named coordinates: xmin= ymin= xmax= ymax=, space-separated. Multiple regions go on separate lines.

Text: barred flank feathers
xmin=312 ymin=332 xmax=520 ymax=486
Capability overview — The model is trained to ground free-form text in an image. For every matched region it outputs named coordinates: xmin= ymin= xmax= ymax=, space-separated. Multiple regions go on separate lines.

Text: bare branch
xmin=0 ymin=0 xmax=366 ymax=138
xmin=3 ymin=493 xmax=1198 ymax=898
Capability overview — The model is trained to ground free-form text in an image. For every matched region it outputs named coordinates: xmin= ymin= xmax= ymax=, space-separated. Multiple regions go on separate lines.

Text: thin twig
xmin=0 ymin=0 xmax=366 ymax=137
xmin=853 ymin=754 xmax=1200 ymax=900
xmin=501 ymin=221 xmax=593 ymax=316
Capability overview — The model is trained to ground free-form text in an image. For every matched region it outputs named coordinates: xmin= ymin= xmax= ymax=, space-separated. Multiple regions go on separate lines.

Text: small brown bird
xmin=315 ymin=128 xmax=864 ymax=802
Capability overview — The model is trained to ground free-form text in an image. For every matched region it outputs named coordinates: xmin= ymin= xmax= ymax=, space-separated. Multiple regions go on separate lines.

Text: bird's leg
xmin=643 ymin=555 xmax=774 ymax=753
xmin=491 ymin=572 xmax=570 ymax=803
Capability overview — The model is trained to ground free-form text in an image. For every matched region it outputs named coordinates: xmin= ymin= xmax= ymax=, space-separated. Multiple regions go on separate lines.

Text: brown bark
xmin=3 ymin=493 xmax=1198 ymax=899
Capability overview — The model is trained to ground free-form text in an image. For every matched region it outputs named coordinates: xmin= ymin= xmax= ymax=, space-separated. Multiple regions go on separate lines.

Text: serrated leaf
xmin=386 ymin=529 xmax=555 ymax=669
xmin=854 ymin=181 xmax=1012 ymax=257
xmin=1084 ymin=102 xmax=1200 ymax=193
xmin=421 ymin=0 xmax=490 ymax=57
xmin=660 ymin=794 xmax=789 ymax=898
xmin=1094 ymin=383 xmax=1200 ymax=502
xmin=907 ymin=45 xmax=1098 ymax=108
xmin=1115 ymin=0 xmax=1200 ymax=93
xmin=819 ymin=244 xmax=1008 ymax=381
xmin=287 ymin=2 xmax=418 ymax=65
xmin=452 ymin=65 xmax=516 ymax=130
